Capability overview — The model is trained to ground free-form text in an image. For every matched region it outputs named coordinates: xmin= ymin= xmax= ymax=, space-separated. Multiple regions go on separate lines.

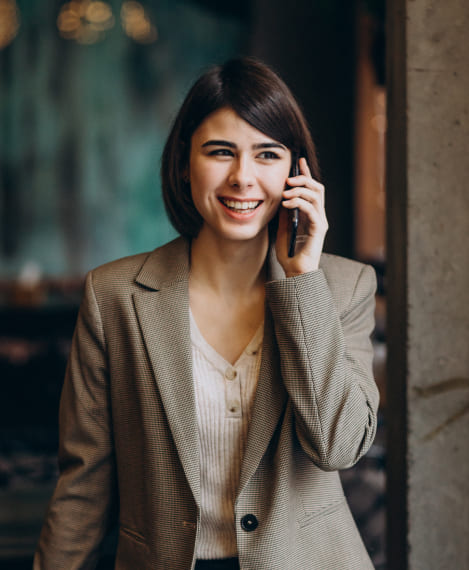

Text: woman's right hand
xmin=276 ymin=157 xmax=329 ymax=277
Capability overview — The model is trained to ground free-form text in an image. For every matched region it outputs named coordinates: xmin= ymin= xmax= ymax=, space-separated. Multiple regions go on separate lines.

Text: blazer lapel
xmin=131 ymin=239 xmax=291 ymax=504
xmin=238 ymin=246 xmax=288 ymax=496
xmin=132 ymin=238 xmax=201 ymax=506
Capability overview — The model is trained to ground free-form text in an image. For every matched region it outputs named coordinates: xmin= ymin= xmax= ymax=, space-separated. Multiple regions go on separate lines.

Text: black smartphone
xmin=288 ymin=159 xmax=300 ymax=257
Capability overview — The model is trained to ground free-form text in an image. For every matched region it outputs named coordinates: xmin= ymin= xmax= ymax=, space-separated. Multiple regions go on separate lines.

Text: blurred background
xmin=0 ymin=0 xmax=387 ymax=567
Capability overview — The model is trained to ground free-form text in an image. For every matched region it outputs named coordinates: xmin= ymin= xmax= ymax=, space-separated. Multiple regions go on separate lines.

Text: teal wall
xmin=0 ymin=0 xmax=247 ymax=277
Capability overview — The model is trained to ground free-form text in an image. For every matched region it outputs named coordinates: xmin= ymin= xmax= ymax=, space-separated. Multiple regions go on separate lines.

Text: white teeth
xmin=221 ymin=199 xmax=261 ymax=211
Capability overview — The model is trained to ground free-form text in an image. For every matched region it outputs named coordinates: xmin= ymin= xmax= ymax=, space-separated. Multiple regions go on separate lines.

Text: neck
xmin=189 ymin=228 xmax=269 ymax=297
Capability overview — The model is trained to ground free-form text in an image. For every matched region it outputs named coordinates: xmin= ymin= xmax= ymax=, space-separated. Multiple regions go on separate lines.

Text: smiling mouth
xmin=218 ymin=198 xmax=262 ymax=213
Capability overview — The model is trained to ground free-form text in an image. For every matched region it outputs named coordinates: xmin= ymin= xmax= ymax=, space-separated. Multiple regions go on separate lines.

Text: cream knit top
xmin=189 ymin=310 xmax=264 ymax=559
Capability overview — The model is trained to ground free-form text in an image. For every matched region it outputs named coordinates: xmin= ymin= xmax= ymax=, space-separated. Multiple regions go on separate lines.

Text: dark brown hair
xmin=161 ymin=57 xmax=320 ymax=238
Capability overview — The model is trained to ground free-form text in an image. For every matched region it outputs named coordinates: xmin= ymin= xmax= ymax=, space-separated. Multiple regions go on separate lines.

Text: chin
xmin=220 ymin=225 xmax=268 ymax=244
xmin=198 ymin=214 xmax=273 ymax=245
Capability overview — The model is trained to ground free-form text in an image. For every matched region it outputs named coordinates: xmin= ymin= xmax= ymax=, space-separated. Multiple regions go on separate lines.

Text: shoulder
xmin=266 ymin=253 xmax=376 ymax=316
xmin=90 ymin=251 xmax=151 ymax=283
xmin=319 ymin=253 xmax=377 ymax=312
xmin=87 ymin=237 xmax=187 ymax=297
xmin=319 ymin=252 xmax=369 ymax=279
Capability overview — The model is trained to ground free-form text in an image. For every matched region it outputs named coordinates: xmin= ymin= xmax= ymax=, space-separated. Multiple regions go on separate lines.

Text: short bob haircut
xmin=161 ymin=57 xmax=320 ymax=239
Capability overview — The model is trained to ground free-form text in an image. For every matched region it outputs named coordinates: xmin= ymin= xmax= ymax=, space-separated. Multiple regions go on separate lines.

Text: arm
xmin=265 ymin=263 xmax=379 ymax=471
xmin=34 ymin=271 xmax=117 ymax=569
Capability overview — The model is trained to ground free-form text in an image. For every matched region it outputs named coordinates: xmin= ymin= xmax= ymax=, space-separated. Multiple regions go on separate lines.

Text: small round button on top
xmin=240 ymin=514 xmax=258 ymax=532
xmin=225 ymin=367 xmax=237 ymax=381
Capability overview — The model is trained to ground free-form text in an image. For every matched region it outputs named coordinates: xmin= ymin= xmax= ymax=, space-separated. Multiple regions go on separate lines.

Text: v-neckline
xmin=189 ymin=308 xmax=264 ymax=371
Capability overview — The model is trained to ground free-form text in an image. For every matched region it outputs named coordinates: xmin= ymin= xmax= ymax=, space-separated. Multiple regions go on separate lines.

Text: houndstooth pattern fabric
xmin=34 ymin=237 xmax=378 ymax=570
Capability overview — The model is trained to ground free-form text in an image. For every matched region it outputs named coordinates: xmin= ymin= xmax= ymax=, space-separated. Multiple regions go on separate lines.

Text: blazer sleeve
xmin=34 ymin=271 xmax=117 ymax=570
xmin=265 ymin=263 xmax=379 ymax=471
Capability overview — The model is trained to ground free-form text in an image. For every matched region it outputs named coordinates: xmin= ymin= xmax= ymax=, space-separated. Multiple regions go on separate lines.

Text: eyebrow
xmin=201 ymin=139 xmax=287 ymax=150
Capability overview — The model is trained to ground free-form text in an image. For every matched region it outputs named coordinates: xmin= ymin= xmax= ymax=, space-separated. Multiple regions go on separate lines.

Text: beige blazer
xmin=34 ymin=237 xmax=379 ymax=570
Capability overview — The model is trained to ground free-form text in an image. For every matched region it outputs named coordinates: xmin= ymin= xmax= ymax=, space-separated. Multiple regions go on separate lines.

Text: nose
xmin=228 ymin=155 xmax=254 ymax=190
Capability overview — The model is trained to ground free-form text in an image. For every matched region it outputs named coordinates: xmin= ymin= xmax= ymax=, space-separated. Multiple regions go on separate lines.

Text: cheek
xmin=190 ymin=162 xmax=223 ymax=196
xmin=263 ymin=170 xmax=289 ymax=201
xmin=189 ymin=163 xmax=209 ymax=205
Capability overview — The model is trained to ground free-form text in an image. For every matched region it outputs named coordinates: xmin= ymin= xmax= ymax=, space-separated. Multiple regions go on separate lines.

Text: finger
xmin=283 ymin=186 xmax=324 ymax=207
xmin=282 ymin=192 xmax=328 ymax=219
xmin=299 ymin=156 xmax=311 ymax=177
xmin=286 ymin=174 xmax=317 ymax=189
xmin=282 ymin=196 xmax=321 ymax=214
xmin=292 ymin=157 xmax=325 ymax=195
xmin=286 ymin=173 xmax=324 ymax=192
xmin=282 ymin=199 xmax=329 ymax=235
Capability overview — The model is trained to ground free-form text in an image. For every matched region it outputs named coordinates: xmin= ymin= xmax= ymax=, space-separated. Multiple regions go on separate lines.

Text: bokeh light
xmin=57 ymin=0 xmax=114 ymax=44
xmin=0 ymin=0 xmax=20 ymax=49
xmin=121 ymin=1 xmax=157 ymax=44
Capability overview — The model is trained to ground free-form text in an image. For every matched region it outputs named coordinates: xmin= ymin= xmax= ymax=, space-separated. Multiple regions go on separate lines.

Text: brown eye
xmin=258 ymin=151 xmax=280 ymax=160
xmin=209 ymin=149 xmax=234 ymax=156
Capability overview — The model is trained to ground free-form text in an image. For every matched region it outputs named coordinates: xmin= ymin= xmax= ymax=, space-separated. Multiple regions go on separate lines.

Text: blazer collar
xmin=135 ymin=236 xmax=287 ymax=290
xmin=135 ymin=237 xmax=191 ymax=291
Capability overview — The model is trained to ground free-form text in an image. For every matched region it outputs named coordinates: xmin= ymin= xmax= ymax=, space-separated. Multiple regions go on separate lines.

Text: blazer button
xmin=240 ymin=514 xmax=258 ymax=532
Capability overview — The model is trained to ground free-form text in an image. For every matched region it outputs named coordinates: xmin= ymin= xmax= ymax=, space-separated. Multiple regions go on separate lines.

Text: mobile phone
xmin=288 ymin=159 xmax=300 ymax=258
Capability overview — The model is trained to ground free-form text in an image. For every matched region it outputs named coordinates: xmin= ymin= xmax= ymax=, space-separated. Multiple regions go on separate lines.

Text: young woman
xmin=35 ymin=58 xmax=379 ymax=570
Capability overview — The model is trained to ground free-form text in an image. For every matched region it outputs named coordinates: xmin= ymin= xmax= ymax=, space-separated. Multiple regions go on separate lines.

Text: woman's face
xmin=188 ymin=107 xmax=291 ymax=245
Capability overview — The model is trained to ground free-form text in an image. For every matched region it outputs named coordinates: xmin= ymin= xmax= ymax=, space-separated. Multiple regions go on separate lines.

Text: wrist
xmin=285 ymin=263 xmax=320 ymax=278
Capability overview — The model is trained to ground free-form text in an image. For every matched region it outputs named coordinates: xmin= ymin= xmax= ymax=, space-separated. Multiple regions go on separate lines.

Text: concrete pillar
xmin=386 ymin=0 xmax=469 ymax=569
